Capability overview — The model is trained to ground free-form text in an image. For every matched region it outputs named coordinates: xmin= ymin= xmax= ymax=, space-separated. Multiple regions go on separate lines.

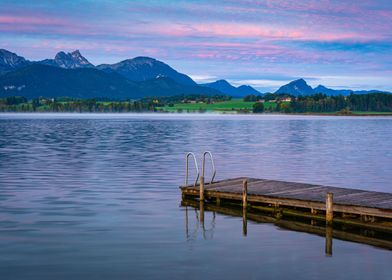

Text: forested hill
xmin=0 ymin=64 xmax=221 ymax=99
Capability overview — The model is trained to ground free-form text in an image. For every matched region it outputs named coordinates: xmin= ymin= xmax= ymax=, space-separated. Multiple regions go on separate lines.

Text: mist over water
xmin=0 ymin=113 xmax=391 ymax=279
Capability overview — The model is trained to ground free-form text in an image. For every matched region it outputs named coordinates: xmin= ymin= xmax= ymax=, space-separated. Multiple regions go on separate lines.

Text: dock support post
xmin=242 ymin=179 xmax=248 ymax=208
xmin=216 ymin=197 xmax=221 ymax=206
xmin=185 ymin=206 xmax=189 ymax=239
xmin=242 ymin=179 xmax=248 ymax=236
xmin=199 ymin=200 xmax=205 ymax=226
xmin=326 ymin=193 xmax=333 ymax=225
xmin=200 ymin=176 xmax=205 ymax=201
xmin=242 ymin=207 xmax=247 ymax=236
xmin=325 ymin=225 xmax=333 ymax=256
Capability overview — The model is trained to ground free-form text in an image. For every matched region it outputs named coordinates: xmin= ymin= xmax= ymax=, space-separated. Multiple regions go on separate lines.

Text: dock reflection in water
xmin=182 ymin=198 xmax=392 ymax=255
xmin=184 ymin=202 xmax=216 ymax=241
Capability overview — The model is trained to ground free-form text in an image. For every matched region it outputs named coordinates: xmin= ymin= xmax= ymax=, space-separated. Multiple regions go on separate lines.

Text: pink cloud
xmin=0 ymin=7 xmax=386 ymax=44
xmin=0 ymin=15 xmax=66 ymax=25
xmin=145 ymin=22 xmax=304 ymax=40
xmin=153 ymin=22 xmax=382 ymax=42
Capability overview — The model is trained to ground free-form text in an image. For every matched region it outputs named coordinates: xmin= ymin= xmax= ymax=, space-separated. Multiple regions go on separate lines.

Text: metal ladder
xmin=185 ymin=151 xmax=216 ymax=187
xmin=202 ymin=151 xmax=216 ymax=184
xmin=185 ymin=152 xmax=199 ymax=187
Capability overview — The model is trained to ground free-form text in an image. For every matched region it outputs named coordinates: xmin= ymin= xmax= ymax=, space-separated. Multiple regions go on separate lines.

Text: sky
xmin=1 ymin=0 xmax=392 ymax=92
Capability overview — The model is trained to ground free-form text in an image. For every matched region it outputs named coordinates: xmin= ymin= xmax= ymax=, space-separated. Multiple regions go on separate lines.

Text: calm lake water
xmin=0 ymin=113 xmax=391 ymax=279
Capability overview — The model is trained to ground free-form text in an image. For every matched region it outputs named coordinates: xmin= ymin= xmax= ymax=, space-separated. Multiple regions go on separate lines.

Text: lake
xmin=0 ymin=113 xmax=391 ymax=279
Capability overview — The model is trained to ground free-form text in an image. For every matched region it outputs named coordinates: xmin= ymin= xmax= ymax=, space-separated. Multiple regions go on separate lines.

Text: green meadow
xmin=157 ymin=99 xmax=277 ymax=112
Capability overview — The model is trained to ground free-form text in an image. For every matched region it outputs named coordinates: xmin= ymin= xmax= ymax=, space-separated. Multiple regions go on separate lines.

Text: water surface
xmin=0 ymin=113 xmax=391 ymax=279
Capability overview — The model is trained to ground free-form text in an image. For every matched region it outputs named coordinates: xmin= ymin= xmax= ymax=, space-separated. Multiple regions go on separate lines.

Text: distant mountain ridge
xmin=201 ymin=79 xmax=261 ymax=97
xmin=97 ymin=57 xmax=196 ymax=86
xmin=276 ymin=79 xmax=390 ymax=96
xmin=0 ymin=49 xmax=31 ymax=74
xmin=313 ymin=85 xmax=387 ymax=95
xmin=275 ymin=79 xmax=314 ymax=96
xmin=0 ymin=49 xmax=220 ymax=99
xmin=40 ymin=50 xmax=94 ymax=69
xmin=313 ymin=85 xmax=351 ymax=96
xmin=0 ymin=48 xmax=390 ymax=99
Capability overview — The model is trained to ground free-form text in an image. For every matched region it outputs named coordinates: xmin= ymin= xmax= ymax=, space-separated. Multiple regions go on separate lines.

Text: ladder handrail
xmin=202 ymin=151 xmax=216 ymax=184
xmin=185 ymin=152 xmax=199 ymax=187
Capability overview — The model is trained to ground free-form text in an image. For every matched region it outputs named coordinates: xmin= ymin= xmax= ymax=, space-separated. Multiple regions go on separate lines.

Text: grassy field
xmin=157 ymin=99 xmax=277 ymax=112
xmin=350 ymin=111 xmax=392 ymax=115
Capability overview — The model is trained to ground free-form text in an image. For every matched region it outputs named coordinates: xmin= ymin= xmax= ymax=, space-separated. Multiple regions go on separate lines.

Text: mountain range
xmin=275 ymin=78 xmax=390 ymax=96
xmin=0 ymin=49 xmax=260 ymax=99
xmin=0 ymin=48 xmax=389 ymax=99
xmin=201 ymin=79 xmax=261 ymax=97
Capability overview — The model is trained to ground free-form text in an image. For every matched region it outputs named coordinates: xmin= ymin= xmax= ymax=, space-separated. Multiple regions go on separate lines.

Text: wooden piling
xmin=326 ymin=193 xmax=334 ymax=225
xmin=242 ymin=207 xmax=247 ymax=236
xmin=185 ymin=206 xmax=189 ymax=239
xmin=325 ymin=225 xmax=333 ymax=256
xmin=242 ymin=179 xmax=248 ymax=208
xmin=200 ymin=176 xmax=205 ymax=201
xmin=199 ymin=200 xmax=205 ymax=225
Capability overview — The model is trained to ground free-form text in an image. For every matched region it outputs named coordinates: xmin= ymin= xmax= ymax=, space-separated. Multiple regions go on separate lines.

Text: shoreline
xmin=1 ymin=111 xmax=392 ymax=117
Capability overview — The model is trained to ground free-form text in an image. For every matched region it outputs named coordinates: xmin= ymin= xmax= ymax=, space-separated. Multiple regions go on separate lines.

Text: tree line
xmin=0 ymin=94 xmax=231 ymax=113
xmin=1 ymin=92 xmax=391 ymax=113
xmin=0 ymin=97 xmax=154 ymax=112
xmin=246 ymin=93 xmax=392 ymax=113
xmin=291 ymin=93 xmax=392 ymax=113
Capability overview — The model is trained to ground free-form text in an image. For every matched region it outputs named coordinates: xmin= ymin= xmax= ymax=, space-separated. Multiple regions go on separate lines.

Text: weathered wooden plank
xmin=251 ymin=180 xmax=315 ymax=193
xmin=182 ymin=177 xmax=261 ymax=191
xmin=181 ymin=177 xmax=243 ymax=189
xmin=207 ymin=178 xmax=261 ymax=191
xmin=255 ymin=184 xmax=392 ymax=209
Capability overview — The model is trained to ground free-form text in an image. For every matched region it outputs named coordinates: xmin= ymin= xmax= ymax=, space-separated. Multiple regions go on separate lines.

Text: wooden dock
xmin=180 ymin=177 xmax=392 ymax=231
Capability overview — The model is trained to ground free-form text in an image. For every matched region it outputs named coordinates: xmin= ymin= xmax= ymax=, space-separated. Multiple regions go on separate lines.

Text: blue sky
xmin=1 ymin=0 xmax=391 ymax=92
